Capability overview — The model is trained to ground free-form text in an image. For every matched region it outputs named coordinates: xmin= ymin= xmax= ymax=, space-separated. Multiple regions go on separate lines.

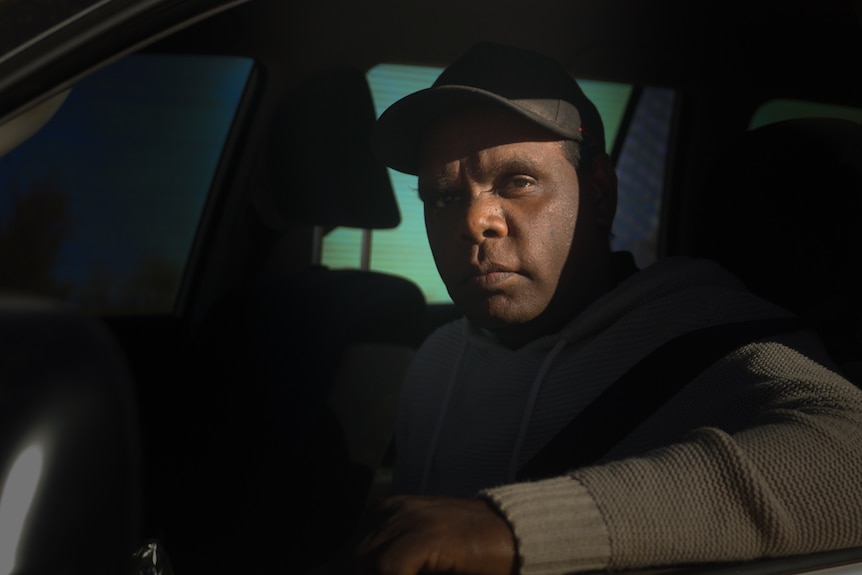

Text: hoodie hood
xmin=463 ymin=254 xmax=753 ymax=356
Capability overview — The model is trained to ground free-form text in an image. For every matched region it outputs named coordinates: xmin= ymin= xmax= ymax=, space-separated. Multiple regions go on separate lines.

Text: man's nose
xmin=461 ymin=195 xmax=508 ymax=242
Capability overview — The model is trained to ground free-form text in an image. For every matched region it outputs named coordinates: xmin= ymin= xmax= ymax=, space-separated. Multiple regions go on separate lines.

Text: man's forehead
xmin=419 ymin=106 xmax=564 ymax=171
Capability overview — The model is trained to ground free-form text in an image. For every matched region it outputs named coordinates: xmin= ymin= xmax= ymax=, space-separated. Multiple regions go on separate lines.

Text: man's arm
xmin=484 ymin=337 xmax=862 ymax=574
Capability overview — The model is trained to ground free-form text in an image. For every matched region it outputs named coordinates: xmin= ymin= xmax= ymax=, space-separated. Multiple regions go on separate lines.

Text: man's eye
xmin=420 ymin=189 xmax=459 ymax=208
xmin=503 ymin=176 xmax=536 ymax=192
xmin=433 ymin=192 xmax=459 ymax=208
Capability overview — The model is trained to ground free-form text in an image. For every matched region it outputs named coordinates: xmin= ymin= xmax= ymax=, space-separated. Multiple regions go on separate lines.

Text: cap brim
xmin=371 ymin=85 xmax=579 ymax=176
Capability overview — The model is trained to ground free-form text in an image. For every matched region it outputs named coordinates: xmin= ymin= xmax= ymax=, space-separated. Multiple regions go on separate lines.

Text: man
xmin=345 ymin=42 xmax=862 ymax=574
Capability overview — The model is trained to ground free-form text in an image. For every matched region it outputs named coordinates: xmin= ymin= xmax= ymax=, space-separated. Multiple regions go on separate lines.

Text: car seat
xmin=692 ymin=117 xmax=862 ymax=383
xmin=175 ymin=66 xmax=427 ymax=573
xmin=0 ymin=295 xmax=141 ymax=575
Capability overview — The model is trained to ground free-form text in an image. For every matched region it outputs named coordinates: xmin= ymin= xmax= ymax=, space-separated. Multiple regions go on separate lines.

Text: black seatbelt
xmin=516 ymin=317 xmax=801 ymax=481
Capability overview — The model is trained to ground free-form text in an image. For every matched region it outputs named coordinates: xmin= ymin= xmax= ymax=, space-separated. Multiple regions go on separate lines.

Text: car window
xmin=0 ymin=51 xmax=254 ymax=315
xmin=613 ymin=85 xmax=675 ymax=270
xmin=750 ymin=98 xmax=862 ymax=129
xmin=322 ymin=63 xmax=675 ymax=303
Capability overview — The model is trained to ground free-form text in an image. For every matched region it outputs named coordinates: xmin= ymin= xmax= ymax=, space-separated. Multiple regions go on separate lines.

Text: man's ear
xmin=586 ymin=153 xmax=617 ymax=229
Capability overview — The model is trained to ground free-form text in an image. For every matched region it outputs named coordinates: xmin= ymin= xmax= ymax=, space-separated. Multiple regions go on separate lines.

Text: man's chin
xmin=459 ymin=297 xmax=537 ymax=330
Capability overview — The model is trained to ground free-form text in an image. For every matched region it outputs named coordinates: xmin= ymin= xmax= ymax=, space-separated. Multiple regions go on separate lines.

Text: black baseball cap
xmin=371 ymin=41 xmax=606 ymax=175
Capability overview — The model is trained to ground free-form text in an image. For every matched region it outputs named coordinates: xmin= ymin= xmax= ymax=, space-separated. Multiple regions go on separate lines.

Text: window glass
xmin=614 ymin=87 xmax=675 ymax=268
xmin=323 ymin=64 xmax=671 ymax=304
xmin=321 ymin=65 xmax=447 ymax=302
xmin=0 ymin=52 xmax=254 ymax=314
xmin=750 ymin=99 xmax=862 ymax=129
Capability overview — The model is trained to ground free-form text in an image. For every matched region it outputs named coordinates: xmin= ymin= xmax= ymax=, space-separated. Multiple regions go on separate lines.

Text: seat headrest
xmin=694 ymin=117 xmax=862 ymax=319
xmin=267 ymin=66 xmax=400 ymax=230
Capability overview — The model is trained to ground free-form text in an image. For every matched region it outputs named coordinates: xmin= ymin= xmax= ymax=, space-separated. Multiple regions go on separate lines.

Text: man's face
xmin=419 ymin=106 xmax=608 ymax=345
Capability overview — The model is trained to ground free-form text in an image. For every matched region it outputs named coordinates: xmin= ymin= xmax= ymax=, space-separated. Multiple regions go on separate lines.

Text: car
xmin=1 ymin=0 xmax=861 ymax=573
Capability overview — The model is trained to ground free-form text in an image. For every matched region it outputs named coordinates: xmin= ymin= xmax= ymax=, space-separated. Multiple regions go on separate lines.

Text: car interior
xmin=1 ymin=0 xmax=861 ymax=573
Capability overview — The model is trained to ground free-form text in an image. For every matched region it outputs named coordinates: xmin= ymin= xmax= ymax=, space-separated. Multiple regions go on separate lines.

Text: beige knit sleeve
xmin=485 ymin=338 xmax=862 ymax=575
xmin=483 ymin=476 xmax=610 ymax=575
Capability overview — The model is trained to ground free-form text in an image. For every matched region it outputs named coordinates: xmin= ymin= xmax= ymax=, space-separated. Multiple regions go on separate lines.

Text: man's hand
xmin=346 ymin=495 xmax=518 ymax=575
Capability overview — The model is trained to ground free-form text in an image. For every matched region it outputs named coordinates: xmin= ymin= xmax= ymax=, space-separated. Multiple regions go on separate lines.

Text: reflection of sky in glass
xmin=0 ymin=53 xmax=253 ymax=297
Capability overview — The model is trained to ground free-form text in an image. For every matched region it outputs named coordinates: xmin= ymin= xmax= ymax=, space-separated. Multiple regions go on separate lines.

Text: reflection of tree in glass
xmin=0 ymin=181 xmax=73 ymax=298
xmin=0 ymin=179 xmax=180 ymax=313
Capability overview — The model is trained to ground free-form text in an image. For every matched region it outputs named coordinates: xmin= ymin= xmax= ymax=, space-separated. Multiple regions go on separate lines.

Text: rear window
xmin=0 ymin=52 xmax=254 ymax=314
xmin=750 ymin=98 xmax=862 ymax=129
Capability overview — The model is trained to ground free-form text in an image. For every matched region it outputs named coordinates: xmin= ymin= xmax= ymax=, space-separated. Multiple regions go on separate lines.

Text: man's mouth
xmin=469 ymin=264 xmax=518 ymax=290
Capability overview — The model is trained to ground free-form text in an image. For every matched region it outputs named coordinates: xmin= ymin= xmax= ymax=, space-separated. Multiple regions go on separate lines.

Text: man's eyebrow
xmin=417 ymin=183 xmax=457 ymax=202
xmin=417 ymin=175 xmax=459 ymax=194
xmin=487 ymin=155 xmax=544 ymax=175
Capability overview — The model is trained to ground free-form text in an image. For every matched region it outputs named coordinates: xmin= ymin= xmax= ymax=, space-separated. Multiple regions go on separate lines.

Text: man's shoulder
xmin=569 ymin=256 xmax=787 ymax=342
xmin=630 ymin=256 xmax=745 ymax=290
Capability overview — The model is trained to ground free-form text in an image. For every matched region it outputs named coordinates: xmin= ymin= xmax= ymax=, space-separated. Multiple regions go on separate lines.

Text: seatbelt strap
xmin=516 ymin=317 xmax=801 ymax=481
